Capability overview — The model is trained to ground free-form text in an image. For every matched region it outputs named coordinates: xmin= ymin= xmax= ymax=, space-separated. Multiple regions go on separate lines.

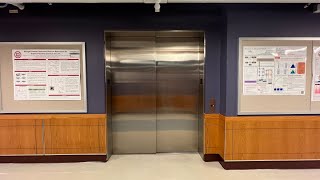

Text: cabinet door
xmin=44 ymin=115 xmax=106 ymax=154
xmin=0 ymin=119 xmax=38 ymax=155
xmin=204 ymin=115 xmax=225 ymax=156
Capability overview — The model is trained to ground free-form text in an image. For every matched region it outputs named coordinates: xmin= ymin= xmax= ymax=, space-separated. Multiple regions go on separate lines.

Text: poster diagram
xmin=243 ymin=46 xmax=307 ymax=95
xmin=12 ymin=49 xmax=81 ymax=100
xmin=312 ymin=46 xmax=320 ymax=101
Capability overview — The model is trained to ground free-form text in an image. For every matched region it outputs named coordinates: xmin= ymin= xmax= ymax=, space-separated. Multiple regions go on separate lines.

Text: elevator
xmin=105 ymin=31 xmax=204 ymax=154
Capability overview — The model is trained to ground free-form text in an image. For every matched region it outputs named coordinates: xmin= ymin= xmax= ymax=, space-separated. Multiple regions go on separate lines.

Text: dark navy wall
xmin=0 ymin=4 xmax=224 ymax=114
xmin=224 ymin=4 xmax=320 ymax=116
xmin=219 ymin=9 xmax=228 ymax=115
xmin=1 ymin=4 xmax=316 ymax=115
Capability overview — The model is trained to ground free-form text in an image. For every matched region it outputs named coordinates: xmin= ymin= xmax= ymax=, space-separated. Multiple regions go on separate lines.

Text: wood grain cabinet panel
xmin=205 ymin=126 xmax=220 ymax=148
xmin=0 ymin=119 xmax=37 ymax=155
xmin=226 ymin=116 xmax=320 ymax=161
xmin=204 ymin=114 xmax=225 ymax=157
xmin=0 ymin=114 xmax=106 ymax=156
xmin=232 ymin=129 xmax=303 ymax=160
xmin=44 ymin=115 xmax=106 ymax=155
xmin=224 ymin=130 xmax=233 ymax=160
xmin=203 ymin=115 xmax=320 ymax=161
xmin=98 ymin=119 xmax=107 ymax=153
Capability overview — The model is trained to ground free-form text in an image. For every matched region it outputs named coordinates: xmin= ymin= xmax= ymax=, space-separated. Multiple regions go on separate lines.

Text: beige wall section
xmin=0 ymin=114 xmax=106 ymax=156
xmin=239 ymin=40 xmax=313 ymax=114
xmin=0 ymin=43 xmax=86 ymax=113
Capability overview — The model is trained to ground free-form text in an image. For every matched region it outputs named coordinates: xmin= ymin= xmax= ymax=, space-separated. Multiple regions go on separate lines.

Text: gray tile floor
xmin=1 ymin=153 xmax=320 ymax=180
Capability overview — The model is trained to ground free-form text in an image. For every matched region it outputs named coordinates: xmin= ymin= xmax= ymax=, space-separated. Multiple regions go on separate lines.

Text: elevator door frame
xmin=105 ymin=30 xmax=205 ymax=155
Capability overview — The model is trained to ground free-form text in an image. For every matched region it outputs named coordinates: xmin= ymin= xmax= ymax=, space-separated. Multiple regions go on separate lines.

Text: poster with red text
xmin=12 ymin=49 xmax=81 ymax=100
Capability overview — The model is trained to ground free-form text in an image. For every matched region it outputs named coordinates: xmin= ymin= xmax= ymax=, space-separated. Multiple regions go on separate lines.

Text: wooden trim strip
xmin=204 ymin=114 xmax=221 ymax=119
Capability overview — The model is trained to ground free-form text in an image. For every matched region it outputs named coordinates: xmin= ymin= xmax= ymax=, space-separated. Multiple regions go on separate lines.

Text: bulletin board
xmin=0 ymin=42 xmax=87 ymax=113
xmin=238 ymin=38 xmax=320 ymax=115
xmin=311 ymin=40 xmax=320 ymax=113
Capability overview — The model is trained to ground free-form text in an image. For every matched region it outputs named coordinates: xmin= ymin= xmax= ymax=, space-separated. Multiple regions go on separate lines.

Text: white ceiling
xmin=1 ymin=0 xmax=320 ymax=3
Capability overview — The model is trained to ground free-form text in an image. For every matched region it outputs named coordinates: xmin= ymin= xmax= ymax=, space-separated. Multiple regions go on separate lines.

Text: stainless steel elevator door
xmin=110 ymin=33 xmax=157 ymax=154
xmin=156 ymin=36 xmax=200 ymax=152
xmin=107 ymin=31 xmax=203 ymax=154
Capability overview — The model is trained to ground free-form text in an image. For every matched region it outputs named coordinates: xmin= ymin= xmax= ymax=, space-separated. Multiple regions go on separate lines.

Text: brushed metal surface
xmin=105 ymin=34 xmax=113 ymax=157
xmin=198 ymin=36 xmax=205 ymax=155
xmin=109 ymin=35 xmax=157 ymax=154
xmin=106 ymin=31 xmax=204 ymax=154
xmin=156 ymin=36 xmax=201 ymax=152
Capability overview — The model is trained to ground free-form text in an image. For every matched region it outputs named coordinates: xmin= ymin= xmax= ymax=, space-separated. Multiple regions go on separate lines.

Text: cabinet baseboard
xmin=0 ymin=155 xmax=107 ymax=163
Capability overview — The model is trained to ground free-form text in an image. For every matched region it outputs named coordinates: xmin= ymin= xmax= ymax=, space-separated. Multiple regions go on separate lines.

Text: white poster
xmin=243 ymin=46 xmax=307 ymax=95
xmin=12 ymin=49 xmax=81 ymax=100
xmin=312 ymin=46 xmax=320 ymax=101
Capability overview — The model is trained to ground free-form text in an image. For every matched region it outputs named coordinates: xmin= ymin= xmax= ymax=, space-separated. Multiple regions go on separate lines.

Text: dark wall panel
xmin=219 ymin=13 xmax=228 ymax=115
xmin=3 ymin=4 xmax=314 ymax=115
xmin=204 ymin=30 xmax=221 ymax=113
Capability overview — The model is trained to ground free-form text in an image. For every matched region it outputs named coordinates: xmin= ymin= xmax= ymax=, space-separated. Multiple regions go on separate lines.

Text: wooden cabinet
xmin=0 ymin=114 xmax=106 ymax=156
xmin=0 ymin=118 xmax=38 ymax=155
xmin=44 ymin=115 xmax=106 ymax=154
xmin=204 ymin=114 xmax=225 ymax=158
xmin=224 ymin=116 xmax=320 ymax=161
xmin=204 ymin=114 xmax=320 ymax=161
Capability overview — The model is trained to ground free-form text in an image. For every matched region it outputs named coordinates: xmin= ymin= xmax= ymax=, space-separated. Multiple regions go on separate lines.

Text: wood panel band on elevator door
xmin=0 ymin=114 xmax=106 ymax=155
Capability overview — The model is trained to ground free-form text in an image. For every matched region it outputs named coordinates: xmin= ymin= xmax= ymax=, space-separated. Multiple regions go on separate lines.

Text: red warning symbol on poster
xmin=14 ymin=51 xmax=22 ymax=58
xmin=297 ymin=62 xmax=305 ymax=74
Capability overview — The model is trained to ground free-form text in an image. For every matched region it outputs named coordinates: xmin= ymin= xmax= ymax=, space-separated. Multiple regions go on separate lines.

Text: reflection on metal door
xmin=106 ymin=31 xmax=204 ymax=154
xmin=108 ymin=32 xmax=157 ymax=154
xmin=156 ymin=33 xmax=201 ymax=152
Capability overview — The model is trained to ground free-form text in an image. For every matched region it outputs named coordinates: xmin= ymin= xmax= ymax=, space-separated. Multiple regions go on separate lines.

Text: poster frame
xmin=0 ymin=42 xmax=87 ymax=113
xmin=238 ymin=37 xmax=320 ymax=115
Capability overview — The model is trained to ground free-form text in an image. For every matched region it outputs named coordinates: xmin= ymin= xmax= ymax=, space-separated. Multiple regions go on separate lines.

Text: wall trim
xmin=0 ymin=155 xmax=107 ymax=163
xmin=220 ymin=161 xmax=320 ymax=170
